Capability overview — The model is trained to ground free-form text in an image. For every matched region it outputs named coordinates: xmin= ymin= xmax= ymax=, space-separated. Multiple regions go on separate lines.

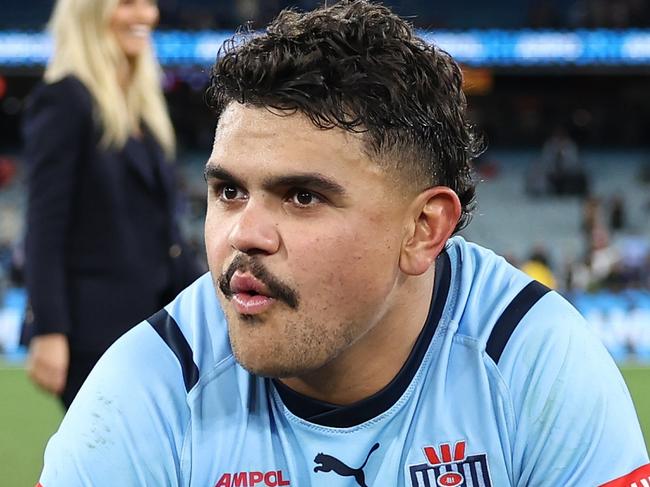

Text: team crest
xmin=408 ymin=440 xmax=492 ymax=487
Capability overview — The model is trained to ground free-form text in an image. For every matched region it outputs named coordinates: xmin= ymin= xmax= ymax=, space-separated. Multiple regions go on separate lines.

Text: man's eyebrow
xmin=261 ymin=173 xmax=347 ymax=197
xmin=204 ymin=164 xmax=244 ymax=187
xmin=205 ymin=164 xmax=348 ymax=197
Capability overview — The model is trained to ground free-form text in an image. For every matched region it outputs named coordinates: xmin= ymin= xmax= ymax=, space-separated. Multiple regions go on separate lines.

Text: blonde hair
xmin=45 ymin=0 xmax=175 ymax=158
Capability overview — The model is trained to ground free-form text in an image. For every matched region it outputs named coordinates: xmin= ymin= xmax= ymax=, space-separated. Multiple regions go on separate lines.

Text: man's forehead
xmin=213 ymin=104 xmax=365 ymax=153
xmin=216 ymin=103 xmax=310 ymax=133
xmin=209 ymin=104 xmax=383 ymax=179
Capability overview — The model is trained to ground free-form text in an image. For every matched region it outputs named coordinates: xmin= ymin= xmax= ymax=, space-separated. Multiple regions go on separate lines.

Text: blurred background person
xmin=542 ymin=125 xmax=589 ymax=197
xmin=23 ymin=0 xmax=202 ymax=408
xmin=520 ymin=245 xmax=558 ymax=289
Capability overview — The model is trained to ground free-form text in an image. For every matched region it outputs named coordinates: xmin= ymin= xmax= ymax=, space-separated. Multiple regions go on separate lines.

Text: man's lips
xmin=218 ymin=254 xmax=300 ymax=311
xmin=229 ymin=272 xmax=276 ymax=315
xmin=230 ymin=272 xmax=272 ymax=296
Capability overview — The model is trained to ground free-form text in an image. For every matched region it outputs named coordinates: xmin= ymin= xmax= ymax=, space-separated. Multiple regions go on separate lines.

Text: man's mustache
xmin=218 ymin=254 xmax=299 ymax=309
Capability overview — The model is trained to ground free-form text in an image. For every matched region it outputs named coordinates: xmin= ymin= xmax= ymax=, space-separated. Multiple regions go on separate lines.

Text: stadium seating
xmin=463 ymin=149 xmax=650 ymax=266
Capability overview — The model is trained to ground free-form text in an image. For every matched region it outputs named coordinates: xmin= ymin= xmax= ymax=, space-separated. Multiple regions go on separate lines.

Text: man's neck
xmin=279 ymin=268 xmax=436 ymax=406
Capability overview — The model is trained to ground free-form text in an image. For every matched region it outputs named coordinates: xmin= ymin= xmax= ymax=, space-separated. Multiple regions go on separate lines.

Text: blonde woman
xmin=24 ymin=0 xmax=201 ymax=408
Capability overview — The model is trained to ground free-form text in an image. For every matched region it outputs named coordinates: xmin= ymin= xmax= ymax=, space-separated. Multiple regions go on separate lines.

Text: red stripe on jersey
xmin=423 ymin=446 xmax=441 ymax=465
xmin=599 ymin=463 xmax=650 ymax=486
xmin=35 ymin=483 xmax=43 ymax=487
xmin=453 ymin=441 xmax=466 ymax=461
xmin=440 ymin=443 xmax=452 ymax=463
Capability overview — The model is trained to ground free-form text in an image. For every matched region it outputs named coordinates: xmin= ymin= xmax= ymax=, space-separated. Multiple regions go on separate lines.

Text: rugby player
xmin=38 ymin=2 xmax=648 ymax=486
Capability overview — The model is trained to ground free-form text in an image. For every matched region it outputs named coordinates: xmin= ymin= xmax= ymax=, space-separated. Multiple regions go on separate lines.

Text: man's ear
xmin=399 ymin=187 xmax=461 ymax=276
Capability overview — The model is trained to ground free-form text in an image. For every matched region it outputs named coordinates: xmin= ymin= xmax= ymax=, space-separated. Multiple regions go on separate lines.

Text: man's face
xmin=205 ymin=104 xmax=413 ymax=378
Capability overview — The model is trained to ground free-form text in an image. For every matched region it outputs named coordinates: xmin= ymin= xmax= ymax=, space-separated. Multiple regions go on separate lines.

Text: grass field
xmin=1 ymin=364 xmax=648 ymax=486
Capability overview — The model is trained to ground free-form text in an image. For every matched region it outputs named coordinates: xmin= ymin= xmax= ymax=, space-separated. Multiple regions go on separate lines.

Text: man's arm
xmin=38 ymin=321 xmax=191 ymax=486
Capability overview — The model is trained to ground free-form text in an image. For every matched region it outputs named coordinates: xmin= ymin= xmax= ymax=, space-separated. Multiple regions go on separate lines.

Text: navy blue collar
xmin=273 ymin=250 xmax=452 ymax=428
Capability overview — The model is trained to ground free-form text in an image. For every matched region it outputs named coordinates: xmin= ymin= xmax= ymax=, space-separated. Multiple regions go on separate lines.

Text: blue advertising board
xmin=2 ymin=29 xmax=650 ymax=67
xmin=572 ymin=290 xmax=650 ymax=364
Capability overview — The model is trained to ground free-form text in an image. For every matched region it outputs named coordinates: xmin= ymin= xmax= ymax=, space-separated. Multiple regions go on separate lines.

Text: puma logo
xmin=313 ymin=442 xmax=380 ymax=487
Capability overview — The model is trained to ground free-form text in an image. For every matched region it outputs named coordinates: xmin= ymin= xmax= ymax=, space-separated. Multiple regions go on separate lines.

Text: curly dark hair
xmin=206 ymin=0 xmax=483 ymax=232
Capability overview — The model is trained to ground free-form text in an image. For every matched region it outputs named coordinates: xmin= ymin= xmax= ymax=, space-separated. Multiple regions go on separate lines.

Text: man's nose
xmin=227 ymin=202 xmax=280 ymax=255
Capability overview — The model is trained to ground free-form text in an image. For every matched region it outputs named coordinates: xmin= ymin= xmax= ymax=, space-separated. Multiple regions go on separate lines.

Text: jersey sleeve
xmin=38 ymin=321 xmax=192 ymax=486
xmin=497 ymin=292 xmax=649 ymax=487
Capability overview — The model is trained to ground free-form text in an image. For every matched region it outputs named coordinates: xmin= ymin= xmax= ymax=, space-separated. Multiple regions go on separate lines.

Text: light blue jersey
xmin=39 ymin=237 xmax=648 ymax=487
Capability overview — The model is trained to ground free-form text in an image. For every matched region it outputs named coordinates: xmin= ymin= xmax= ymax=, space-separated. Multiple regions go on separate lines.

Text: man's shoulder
xmin=40 ymin=275 xmax=246 ymax=485
xmin=84 ymin=273 xmax=236 ymax=398
xmin=446 ymin=239 xmax=623 ymax=413
xmin=446 ymin=237 xmax=586 ymax=360
xmin=149 ymin=272 xmax=237 ymax=389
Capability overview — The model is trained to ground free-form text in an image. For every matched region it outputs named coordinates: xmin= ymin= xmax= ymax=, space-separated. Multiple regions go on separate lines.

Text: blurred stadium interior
xmin=1 ymin=0 xmax=649 ymax=483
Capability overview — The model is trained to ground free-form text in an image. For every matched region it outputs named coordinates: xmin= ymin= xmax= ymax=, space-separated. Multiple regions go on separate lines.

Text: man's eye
xmin=291 ymin=190 xmax=321 ymax=207
xmin=217 ymin=185 xmax=244 ymax=201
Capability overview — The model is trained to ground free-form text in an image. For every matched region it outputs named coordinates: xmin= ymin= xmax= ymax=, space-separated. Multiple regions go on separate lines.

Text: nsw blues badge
xmin=408 ymin=440 xmax=492 ymax=487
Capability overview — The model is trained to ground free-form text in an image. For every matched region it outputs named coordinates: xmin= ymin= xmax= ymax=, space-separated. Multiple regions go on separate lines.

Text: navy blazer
xmin=23 ymin=75 xmax=202 ymax=355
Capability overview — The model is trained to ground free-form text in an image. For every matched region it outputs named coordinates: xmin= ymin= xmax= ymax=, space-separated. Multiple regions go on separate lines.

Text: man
xmin=38 ymin=2 xmax=648 ymax=486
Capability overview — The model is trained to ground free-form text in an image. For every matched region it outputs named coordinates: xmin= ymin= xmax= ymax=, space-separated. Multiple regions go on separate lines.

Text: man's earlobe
xmin=399 ymin=187 xmax=461 ymax=276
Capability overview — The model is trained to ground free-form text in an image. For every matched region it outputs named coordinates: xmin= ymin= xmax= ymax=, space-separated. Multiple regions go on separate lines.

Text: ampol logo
xmin=214 ymin=470 xmax=290 ymax=487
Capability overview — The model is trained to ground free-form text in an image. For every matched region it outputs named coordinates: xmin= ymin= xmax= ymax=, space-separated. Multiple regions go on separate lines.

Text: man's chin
xmin=235 ymin=358 xmax=299 ymax=379
xmin=231 ymin=348 xmax=316 ymax=379
xmin=236 ymin=313 xmax=265 ymax=324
